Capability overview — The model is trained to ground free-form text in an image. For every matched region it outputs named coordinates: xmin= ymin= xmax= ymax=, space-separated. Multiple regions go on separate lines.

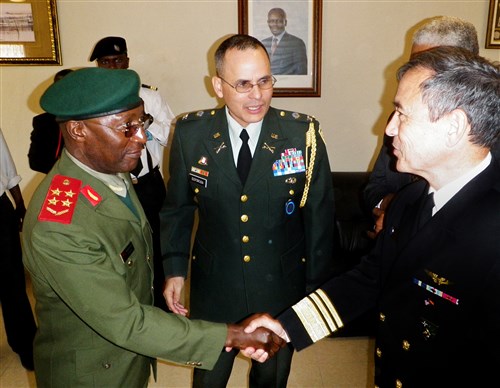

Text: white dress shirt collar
xmin=429 ymin=152 xmax=492 ymax=215
xmin=225 ymin=106 xmax=263 ymax=164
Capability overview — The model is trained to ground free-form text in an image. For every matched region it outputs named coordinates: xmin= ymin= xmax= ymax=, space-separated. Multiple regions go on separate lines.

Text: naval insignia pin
xmin=425 ymin=269 xmax=450 ymax=286
xmin=198 ymin=156 xmax=208 ymax=165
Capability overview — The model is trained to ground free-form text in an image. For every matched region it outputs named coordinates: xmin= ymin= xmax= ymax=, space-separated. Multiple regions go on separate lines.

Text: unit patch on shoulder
xmin=38 ymin=175 xmax=82 ymax=224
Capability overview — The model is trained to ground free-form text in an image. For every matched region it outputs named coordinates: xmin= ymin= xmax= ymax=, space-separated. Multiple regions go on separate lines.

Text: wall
xmin=1 ymin=0 xmax=498 ymax=203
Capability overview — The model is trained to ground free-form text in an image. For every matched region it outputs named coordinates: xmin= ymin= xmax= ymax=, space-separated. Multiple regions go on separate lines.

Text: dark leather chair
xmin=331 ymin=172 xmax=377 ymax=337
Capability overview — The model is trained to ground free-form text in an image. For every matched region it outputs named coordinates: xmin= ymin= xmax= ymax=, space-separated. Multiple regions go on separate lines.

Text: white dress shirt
xmin=0 ymin=128 xmax=22 ymax=197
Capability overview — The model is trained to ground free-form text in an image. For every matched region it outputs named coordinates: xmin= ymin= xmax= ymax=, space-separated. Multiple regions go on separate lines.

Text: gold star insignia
xmin=61 ymin=199 xmax=73 ymax=207
xmin=51 ymin=188 xmax=61 ymax=196
xmin=65 ymin=190 xmax=75 ymax=198
xmin=48 ymin=197 xmax=59 ymax=205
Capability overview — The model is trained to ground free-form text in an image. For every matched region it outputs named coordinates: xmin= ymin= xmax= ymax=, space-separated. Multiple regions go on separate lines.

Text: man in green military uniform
xmin=160 ymin=34 xmax=335 ymax=387
xmin=22 ymin=67 xmax=284 ymax=388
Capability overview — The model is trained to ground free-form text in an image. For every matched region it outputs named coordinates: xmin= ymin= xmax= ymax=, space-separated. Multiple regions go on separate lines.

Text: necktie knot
xmin=240 ymin=128 xmax=250 ymax=143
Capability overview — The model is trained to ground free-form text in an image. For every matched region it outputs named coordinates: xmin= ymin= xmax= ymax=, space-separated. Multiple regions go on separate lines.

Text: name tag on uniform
xmin=189 ymin=173 xmax=207 ymax=188
xmin=120 ymin=242 xmax=135 ymax=263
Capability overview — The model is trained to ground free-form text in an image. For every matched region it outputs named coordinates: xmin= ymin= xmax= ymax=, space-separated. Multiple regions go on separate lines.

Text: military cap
xmin=89 ymin=36 xmax=127 ymax=61
xmin=40 ymin=68 xmax=142 ymax=122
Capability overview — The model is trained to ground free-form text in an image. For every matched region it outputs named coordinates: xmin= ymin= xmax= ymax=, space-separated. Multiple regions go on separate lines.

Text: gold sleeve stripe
xmin=309 ymin=290 xmax=342 ymax=332
xmin=316 ymin=289 xmax=343 ymax=329
xmin=291 ymin=289 xmax=343 ymax=343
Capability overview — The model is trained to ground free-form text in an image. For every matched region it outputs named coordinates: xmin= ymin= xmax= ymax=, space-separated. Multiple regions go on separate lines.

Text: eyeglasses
xmin=89 ymin=113 xmax=154 ymax=138
xmin=219 ymin=75 xmax=277 ymax=93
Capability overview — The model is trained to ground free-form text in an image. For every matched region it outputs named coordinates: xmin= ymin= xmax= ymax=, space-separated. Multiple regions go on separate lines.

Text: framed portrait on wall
xmin=0 ymin=0 xmax=62 ymax=65
xmin=485 ymin=0 xmax=500 ymax=48
xmin=239 ymin=0 xmax=322 ymax=97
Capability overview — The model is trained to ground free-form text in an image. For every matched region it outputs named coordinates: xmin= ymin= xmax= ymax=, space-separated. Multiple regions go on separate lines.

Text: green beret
xmin=40 ymin=68 xmax=141 ymax=122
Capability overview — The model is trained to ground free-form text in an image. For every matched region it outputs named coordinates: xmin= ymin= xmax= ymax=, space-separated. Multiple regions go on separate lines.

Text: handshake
xmin=224 ymin=313 xmax=290 ymax=362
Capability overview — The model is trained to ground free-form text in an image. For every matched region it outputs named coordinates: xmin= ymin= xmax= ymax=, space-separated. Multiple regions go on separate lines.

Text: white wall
xmin=1 ymin=0 xmax=498 ymax=203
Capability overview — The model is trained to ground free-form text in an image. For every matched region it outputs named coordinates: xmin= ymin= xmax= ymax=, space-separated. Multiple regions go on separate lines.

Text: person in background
xmin=0 ymin=127 xmax=37 ymax=371
xmin=22 ymin=67 xmax=284 ymax=387
xmin=363 ymin=16 xmax=484 ymax=237
xmin=160 ymin=34 xmax=334 ymax=388
xmin=28 ymin=68 xmax=73 ymax=174
xmin=245 ymin=46 xmax=500 ymax=387
xmin=261 ymin=8 xmax=307 ymax=75
xmin=90 ymin=36 xmax=175 ymax=311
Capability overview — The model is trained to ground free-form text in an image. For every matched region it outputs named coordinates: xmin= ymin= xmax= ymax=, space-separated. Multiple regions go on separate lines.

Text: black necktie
xmin=417 ymin=192 xmax=435 ymax=230
xmin=237 ymin=129 xmax=252 ymax=184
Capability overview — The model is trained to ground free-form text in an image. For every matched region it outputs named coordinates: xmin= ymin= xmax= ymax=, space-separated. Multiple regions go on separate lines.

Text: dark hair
xmin=54 ymin=69 xmax=73 ymax=83
xmin=214 ymin=34 xmax=269 ymax=77
xmin=398 ymin=46 xmax=500 ymax=148
xmin=268 ymin=8 xmax=286 ymax=19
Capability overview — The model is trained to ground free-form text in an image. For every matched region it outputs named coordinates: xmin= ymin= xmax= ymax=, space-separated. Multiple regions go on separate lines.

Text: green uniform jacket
xmin=160 ymin=107 xmax=335 ymax=323
xmin=22 ymin=152 xmax=226 ymax=388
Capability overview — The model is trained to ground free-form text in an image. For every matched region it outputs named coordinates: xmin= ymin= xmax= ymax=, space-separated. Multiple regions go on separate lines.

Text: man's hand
xmin=163 ymin=276 xmax=188 ymax=316
xmin=242 ymin=313 xmax=290 ymax=342
xmin=225 ymin=315 xmax=286 ymax=362
xmin=367 ymin=193 xmax=395 ymax=239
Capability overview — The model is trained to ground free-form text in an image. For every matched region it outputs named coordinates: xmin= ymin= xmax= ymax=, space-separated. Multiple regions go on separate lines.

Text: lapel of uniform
xmin=203 ymin=108 xmax=241 ymax=186
xmin=388 ymin=161 xmax=498 ymax=266
xmin=245 ymin=108 xmax=287 ymax=190
xmin=86 ymin=177 xmax=142 ymax=224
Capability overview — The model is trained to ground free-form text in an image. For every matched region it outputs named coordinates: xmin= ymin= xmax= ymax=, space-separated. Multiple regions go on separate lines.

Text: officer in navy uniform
xmin=90 ymin=36 xmax=175 ymax=311
xmin=160 ymin=34 xmax=334 ymax=388
xmin=244 ymin=47 xmax=500 ymax=388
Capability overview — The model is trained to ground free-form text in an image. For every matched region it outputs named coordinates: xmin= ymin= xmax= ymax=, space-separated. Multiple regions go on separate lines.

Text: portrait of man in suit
xmin=261 ymin=8 xmax=307 ymax=75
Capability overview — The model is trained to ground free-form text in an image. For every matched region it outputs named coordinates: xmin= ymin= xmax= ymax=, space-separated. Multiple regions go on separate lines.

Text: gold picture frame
xmin=486 ymin=0 xmax=500 ymax=48
xmin=0 ymin=0 xmax=62 ymax=65
xmin=239 ymin=0 xmax=322 ymax=97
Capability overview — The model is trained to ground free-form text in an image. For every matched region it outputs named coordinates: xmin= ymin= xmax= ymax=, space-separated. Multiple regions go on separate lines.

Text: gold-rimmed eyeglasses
xmin=88 ymin=113 xmax=153 ymax=138
xmin=219 ymin=75 xmax=277 ymax=93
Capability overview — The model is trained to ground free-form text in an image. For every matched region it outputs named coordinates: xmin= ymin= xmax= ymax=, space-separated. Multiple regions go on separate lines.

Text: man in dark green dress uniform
xmin=160 ymin=34 xmax=335 ymax=388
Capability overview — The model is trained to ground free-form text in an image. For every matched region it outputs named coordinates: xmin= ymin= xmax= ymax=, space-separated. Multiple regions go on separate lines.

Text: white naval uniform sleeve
xmin=138 ymin=87 xmax=175 ymax=176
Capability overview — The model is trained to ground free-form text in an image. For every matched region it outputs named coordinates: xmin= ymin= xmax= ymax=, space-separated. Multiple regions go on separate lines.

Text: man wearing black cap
xmin=90 ymin=36 xmax=174 ymax=312
xmin=22 ymin=67 xmax=284 ymax=387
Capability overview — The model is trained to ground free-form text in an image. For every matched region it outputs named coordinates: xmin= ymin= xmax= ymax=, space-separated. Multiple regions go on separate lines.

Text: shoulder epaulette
xmin=38 ymin=175 xmax=82 ymax=224
xmin=180 ymin=109 xmax=218 ymax=121
xmin=276 ymin=109 xmax=316 ymax=123
xmin=141 ymin=83 xmax=158 ymax=91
